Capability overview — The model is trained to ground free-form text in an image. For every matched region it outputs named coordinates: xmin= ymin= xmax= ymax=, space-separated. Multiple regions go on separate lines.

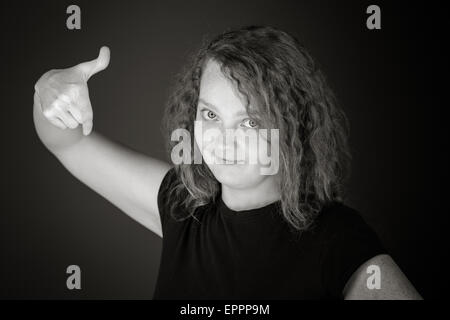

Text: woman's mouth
xmin=216 ymin=155 xmax=245 ymax=165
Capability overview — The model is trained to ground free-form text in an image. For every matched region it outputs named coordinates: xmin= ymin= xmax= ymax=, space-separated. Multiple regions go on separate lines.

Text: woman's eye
xmin=241 ymin=118 xmax=259 ymax=129
xmin=201 ymin=109 xmax=217 ymax=120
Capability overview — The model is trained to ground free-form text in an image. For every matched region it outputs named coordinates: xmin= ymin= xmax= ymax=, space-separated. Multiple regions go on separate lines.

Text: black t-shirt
xmin=153 ymin=168 xmax=387 ymax=300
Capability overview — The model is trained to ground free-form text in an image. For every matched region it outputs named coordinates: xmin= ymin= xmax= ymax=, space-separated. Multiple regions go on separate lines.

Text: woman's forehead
xmin=200 ymin=60 xmax=250 ymax=114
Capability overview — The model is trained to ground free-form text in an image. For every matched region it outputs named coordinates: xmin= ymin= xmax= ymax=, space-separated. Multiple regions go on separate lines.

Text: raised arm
xmin=33 ymin=47 xmax=171 ymax=238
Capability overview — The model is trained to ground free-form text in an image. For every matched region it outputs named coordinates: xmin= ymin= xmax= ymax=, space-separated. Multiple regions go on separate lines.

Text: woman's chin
xmin=208 ymin=164 xmax=263 ymax=188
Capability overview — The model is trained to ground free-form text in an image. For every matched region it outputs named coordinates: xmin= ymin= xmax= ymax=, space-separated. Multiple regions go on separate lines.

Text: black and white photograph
xmin=1 ymin=0 xmax=447 ymax=304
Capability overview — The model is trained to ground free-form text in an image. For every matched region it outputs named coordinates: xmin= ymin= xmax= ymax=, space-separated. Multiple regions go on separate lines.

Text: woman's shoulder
xmin=159 ymin=166 xmax=178 ymax=189
xmin=318 ymin=201 xmax=365 ymax=224
xmin=157 ymin=167 xmax=182 ymax=205
xmin=311 ymin=201 xmax=381 ymax=242
xmin=313 ymin=201 xmax=387 ymax=298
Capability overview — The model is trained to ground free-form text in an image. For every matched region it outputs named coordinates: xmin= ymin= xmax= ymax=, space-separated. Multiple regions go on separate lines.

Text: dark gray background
xmin=1 ymin=0 xmax=447 ymax=299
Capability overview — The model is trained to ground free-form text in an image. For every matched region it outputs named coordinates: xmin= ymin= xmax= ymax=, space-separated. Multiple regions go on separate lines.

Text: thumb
xmin=82 ymin=119 xmax=93 ymax=136
xmin=75 ymin=46 xmax=110 ymax=81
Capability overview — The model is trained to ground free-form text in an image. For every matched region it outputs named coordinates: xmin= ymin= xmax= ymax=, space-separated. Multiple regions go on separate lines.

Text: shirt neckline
xmin=218 ymin=195 xmax=282 ymax=221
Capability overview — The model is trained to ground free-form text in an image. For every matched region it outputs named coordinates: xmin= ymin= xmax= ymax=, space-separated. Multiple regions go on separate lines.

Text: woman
xmin=33 ymin=25 xmax=422 ymax=299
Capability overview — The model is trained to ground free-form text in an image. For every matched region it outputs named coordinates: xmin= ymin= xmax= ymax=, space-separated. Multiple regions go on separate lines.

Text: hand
xmin=34 ymin=46 xmax=110 ymax=135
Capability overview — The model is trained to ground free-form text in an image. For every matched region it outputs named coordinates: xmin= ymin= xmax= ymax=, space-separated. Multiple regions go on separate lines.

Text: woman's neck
xmin=221 ymin=176 xmax=281 ymax=211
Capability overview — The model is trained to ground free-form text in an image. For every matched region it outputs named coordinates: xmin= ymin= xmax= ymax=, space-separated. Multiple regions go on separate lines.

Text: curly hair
xmin=161 ymin=25 xmax=352 ymax=234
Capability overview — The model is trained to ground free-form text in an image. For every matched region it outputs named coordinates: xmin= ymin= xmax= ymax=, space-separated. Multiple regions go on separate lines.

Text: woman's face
xmin=194 ymin=59 xmax=277 ymax=189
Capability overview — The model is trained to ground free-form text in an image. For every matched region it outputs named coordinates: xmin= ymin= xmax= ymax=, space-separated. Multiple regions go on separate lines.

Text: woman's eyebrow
xmin=198 ymin=98 xmax=248 ymax=117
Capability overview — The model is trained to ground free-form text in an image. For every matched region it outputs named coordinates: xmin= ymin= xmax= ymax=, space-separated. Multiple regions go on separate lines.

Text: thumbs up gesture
xmin=34 ymin=46 xmax=110 ymax=135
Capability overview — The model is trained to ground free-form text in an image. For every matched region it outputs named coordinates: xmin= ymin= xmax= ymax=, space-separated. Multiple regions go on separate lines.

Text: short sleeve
xmin=320 ymin=205 xmax=387 ymax=299
xmin=157 ymin=167 xmax=178 ymax=229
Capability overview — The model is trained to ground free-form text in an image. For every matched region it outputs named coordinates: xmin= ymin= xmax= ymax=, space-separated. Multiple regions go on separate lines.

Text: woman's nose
xmin=214 ymin=124 xmax=239 ymax=154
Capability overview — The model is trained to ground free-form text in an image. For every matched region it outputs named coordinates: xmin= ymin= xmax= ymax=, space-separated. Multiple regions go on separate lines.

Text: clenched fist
xmin=34 ymin=46 xmax=110 ymax=136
